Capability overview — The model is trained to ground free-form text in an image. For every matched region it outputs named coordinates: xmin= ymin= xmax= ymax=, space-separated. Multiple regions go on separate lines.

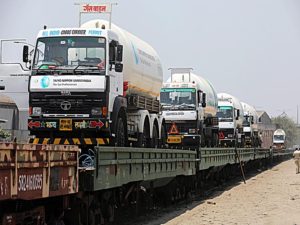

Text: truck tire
xmin=152 ymin=125 xmax=158 ymax=148
xmin=160 ymin=124 xmax=167 ymax=148
xmin=212 ymin=132 xmax=219 ymax=147
xmin=201 ymin=133 xmax=206 ymax=147
xmin=115 ymin=117 xmax=126 ymax=147
xmin=138 ymin=121 xmax=151 ymax=148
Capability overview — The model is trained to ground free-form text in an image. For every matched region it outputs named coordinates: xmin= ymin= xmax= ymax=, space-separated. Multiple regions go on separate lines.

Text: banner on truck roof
xmin=80 ymin=3 xmax=111 ymax=13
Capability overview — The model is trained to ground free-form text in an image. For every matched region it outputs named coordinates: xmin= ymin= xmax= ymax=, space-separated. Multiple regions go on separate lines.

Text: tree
xmin=272 ymin=115 xmax=300 ymax=148
xmin=0 ymin=128 xmax=11 ymax=140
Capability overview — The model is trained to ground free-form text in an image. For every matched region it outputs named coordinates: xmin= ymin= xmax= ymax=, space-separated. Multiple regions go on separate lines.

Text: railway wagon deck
xmin=79 ymin=146 xmax=197 ymax=191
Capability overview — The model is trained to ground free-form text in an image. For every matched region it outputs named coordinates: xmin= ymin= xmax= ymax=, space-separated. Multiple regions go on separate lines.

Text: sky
xmin=1 ymin=0 xmax=300 ymax=121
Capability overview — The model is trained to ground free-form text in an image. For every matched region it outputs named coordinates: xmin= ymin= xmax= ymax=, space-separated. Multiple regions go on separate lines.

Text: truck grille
xmin=30 ymin=92 xmax=106 ymax=114
xmin=32 ymin=98 xmax=102 ymax=114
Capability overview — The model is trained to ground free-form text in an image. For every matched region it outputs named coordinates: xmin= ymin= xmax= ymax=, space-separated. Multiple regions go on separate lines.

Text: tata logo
xmin=60 ymin=101 xmax=71 ymax=111
xmin=41 ymin=76 xmax=50 ymax=88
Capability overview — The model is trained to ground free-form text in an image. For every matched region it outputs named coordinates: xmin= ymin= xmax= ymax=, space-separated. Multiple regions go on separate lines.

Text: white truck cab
xmin=217 ymin=93 xmax=244 ymax=147
xmin=161 ymin=68 xmax=219 ymax=148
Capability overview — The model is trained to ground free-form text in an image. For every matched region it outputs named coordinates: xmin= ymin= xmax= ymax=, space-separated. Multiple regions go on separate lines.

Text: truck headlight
xmin=189 ymin=128 xmax=196 ymax=134
xmin=32 ymin=107 xmax=42 ymax=116
xmin=91 ymin=107 xmax=102 ymax=116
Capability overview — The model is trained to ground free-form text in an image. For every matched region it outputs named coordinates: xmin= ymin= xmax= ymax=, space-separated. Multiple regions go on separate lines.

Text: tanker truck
xmin=217 ymin=93 xmax=244 ymax=147
xmin=273 ymin=129 xmax=286 ymax=150
xmin=24 ymin=19 xmax=165 ymax=147
xmin=160 ymin=68 xmax=219 ymax=148
xmin=241 ymin=102 xmax=259 ymax=147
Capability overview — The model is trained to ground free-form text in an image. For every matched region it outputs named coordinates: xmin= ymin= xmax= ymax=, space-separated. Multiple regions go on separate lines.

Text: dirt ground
xmin=144 ymin=159 xmax=300 ymax=225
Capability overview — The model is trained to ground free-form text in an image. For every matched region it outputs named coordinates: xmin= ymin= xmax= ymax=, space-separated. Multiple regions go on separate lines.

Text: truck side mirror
xmin=109 ymin=45 xmax=115 ymax=64
xmin=116 ymin=45 xmax=123 ymax=62
xmin=236 ymin=109 xmax=240 ymax=120
xmin=202 ymin=93 xmax=206 ymax=108
xmin=115 ymin=63 xmax=123 ymax=72
xmin=23 ymin=45 xmax=29 ymax=63
xmin=197 ymin=90 xmax=201 ymax=104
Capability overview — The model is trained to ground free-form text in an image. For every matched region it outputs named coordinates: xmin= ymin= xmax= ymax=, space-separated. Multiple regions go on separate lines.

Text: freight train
xmin=0 ymin=20 xmax=292 ymax=225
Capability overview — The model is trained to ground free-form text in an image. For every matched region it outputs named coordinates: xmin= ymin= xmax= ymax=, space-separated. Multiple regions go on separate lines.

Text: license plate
xmin=167 ymin=136 xmax=182 ymax=144
xmin=59 ymin=119 xmax=72 ymax=131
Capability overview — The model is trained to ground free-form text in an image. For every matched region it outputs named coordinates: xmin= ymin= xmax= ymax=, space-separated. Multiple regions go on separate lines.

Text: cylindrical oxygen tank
xmin=81 ymin=20 xmax=163 ymax=98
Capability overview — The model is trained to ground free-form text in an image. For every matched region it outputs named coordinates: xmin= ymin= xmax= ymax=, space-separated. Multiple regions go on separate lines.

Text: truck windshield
xmin=217 ymin=106 xmax=233 ymax=122
xmin=274 ymin=135 xmax=285 ymax=141
xmin=243 ymin=115 xmax=251 ymax=126
xmin=160 ymin=88 xmax=196 ymax=110
xmin=33 ymin=36 xmax=106 ymax=73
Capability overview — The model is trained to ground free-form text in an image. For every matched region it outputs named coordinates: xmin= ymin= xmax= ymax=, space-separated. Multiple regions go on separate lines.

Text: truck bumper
xmin=219 ymin=139 xmax=235 ymax=147
xmin=29 ymin=137 xmax=110 ymax=145
xmin=28 ymin=118 xmax=111 ymax=145
xmin=28 ymin=118 xmax=109 ymax=132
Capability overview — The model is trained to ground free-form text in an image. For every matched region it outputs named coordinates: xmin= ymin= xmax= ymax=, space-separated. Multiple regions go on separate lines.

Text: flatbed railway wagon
xmin=0 ymin=142 xmax=292 ymax=225
xmin=0 ymin=143 xmax=79 ymax=224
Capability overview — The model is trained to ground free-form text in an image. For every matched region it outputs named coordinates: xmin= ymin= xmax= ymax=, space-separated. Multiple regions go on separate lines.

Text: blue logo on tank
xmin=131 ymin=42 xmax=139 ymax=64
xmin=41 ymin=76 xmax=50 ymax=88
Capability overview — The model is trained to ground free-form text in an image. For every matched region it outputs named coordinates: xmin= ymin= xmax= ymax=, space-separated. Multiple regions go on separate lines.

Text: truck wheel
xmin=138 ymin=122 xmax=150 ymax=148
xmin=160 ymin=124 xmax=167 ymax=148
xmin=212 ymin=132 xmax=219 ymax=147
xmin=116 ymin=117 xmax=126 ymax=146
xmin=152 ymin=125 xmax=158 ymax=148
xmin=201 ymin=134 xmax=206 ymax=147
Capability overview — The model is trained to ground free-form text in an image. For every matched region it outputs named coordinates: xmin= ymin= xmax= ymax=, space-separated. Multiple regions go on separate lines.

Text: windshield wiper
xmin=36 ymin=63 xmax=58 ymax=74
xmin=161 ymin=103 xmax=173 ymax=108
xmin=73 ymin=65 xmax=102 ymax=75
xmin=162 ymin=103 xmax=195 ymax=110
xmin=178 ymin=103 xmax=195 ymax=109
